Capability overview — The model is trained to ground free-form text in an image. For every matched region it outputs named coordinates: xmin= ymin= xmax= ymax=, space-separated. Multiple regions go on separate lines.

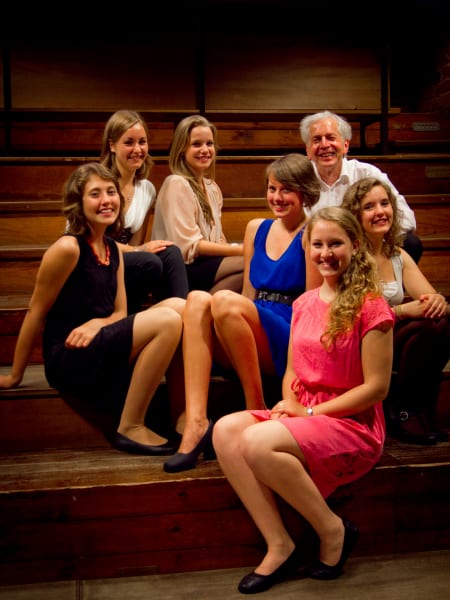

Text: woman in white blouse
xmin=152 ymin=115 xmax=244 ymax=293
xmin=101 ymin=110 xmax=188 ymax=313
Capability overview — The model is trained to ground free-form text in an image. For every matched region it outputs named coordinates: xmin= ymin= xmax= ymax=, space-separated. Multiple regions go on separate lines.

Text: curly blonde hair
xmin=306 ymin=206 xmax=381 ymax=348
xmin=342 ymin=177 xmax=405 ymax=257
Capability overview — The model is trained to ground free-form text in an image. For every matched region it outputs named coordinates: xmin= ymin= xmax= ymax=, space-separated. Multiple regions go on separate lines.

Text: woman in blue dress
xmin=164 ymin=153 xmax=321 ymax=472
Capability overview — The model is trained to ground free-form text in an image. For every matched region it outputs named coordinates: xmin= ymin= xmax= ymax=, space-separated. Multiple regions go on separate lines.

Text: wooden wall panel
xmin=205 ymin=35 xmax=382 ymax=111
xmin=0 ymin=46 xmax=3 ymax=110
xmin=9 ymin=42 xmax=197 ymax=111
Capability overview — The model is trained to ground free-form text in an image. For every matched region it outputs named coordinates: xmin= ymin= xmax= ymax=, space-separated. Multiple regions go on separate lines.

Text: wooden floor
xmin=0 ymin=550 xmax=449 ymax=599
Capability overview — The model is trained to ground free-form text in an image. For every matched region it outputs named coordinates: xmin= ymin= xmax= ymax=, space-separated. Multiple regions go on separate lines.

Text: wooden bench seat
xmin=0 ymin=239 xmax=449 ymax=299
xmin=1 ymin=153 xmax=449 ymax=199
xmin=0 ymin=359 xmax=448 ymax=449
xmin=0 ymin=364 xmax=249 ymax=452
xmin=1 ymin=438 xmax=449 ymax=586
xmin=1 ymin=193 xmax=449 ymax=245
xmin=0 ymin=191 xmax=449 ymax=306
xmin=0 ymin=363 xmax=449 ymax=586
xmin=366 ymin=113 xmax=450 ymax=151
xmin=3 ymin=110 xmax=450 ymax=158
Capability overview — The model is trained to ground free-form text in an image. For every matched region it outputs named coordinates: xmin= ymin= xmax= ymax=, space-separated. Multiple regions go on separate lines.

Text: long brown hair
xmin=62 ymin=162 xmax=125 ymax=237
xmin=169 ymin=115 xmax=219 ymax=224
xmin=100 ymin=109 xmax=153 ymax=181
xmin=307 ymin=206 xmax=381 ymax=348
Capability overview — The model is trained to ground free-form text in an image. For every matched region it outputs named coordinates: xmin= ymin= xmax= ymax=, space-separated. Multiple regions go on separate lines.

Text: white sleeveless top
xmin=382 ymin=253 xmax=404 ymax=307
xmin=124 ymin=179 xmax=156 ymax=233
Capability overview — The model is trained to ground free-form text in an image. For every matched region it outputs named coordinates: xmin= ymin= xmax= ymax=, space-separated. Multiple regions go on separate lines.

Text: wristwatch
xmin=306 ymin=407 xmax=314 ymax=417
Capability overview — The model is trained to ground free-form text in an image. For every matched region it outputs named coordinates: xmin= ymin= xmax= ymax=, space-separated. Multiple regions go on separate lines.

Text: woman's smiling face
xmin=309 ymin=218 xmax=358 ymax=281
xmin=359 ymin=184 xmax=393 ymax=241
xmin=184 ymin=126 xmax=216 ymax=176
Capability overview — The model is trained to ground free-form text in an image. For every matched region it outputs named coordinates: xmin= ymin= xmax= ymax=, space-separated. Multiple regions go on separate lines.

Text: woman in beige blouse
xmin=151 ymin=115 xmax=244 ymax=292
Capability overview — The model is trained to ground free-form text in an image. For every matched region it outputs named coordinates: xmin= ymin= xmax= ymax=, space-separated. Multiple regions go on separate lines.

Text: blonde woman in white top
xmin=101 ymin=110 xmax=189 ymax=313
xmin=152 ymin=115 xmax=244 ymax=293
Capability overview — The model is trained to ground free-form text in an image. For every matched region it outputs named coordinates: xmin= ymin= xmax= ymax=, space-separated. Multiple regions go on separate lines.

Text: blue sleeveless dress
xmin=250 ymin=219 xmax=307 ymax=377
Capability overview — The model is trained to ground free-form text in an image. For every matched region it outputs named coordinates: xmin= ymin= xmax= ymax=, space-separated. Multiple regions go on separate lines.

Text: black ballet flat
xmin=307 ymin=518 xmax=359 ymax=580
xmin=163 ymin=420 xmax=214 ymax=473
xmin=238 ymin=546 xmax=302 ymax=594
xmin=112 ymin=432 xmax=177 ymax=456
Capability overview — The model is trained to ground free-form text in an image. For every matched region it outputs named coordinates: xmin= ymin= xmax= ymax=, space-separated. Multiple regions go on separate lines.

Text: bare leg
xmin=213 ymin=414 xmax=345 ymax=573
xmin=165 ymin=341 xmax=185 ymax=433
xmin=151 ymin=297 xmax=186 ymax=431
xmin=212 ymin=290 xmax=275 ymax=410
xmin=176 ymin=291 xmax=217 ymax=454
xmin=151 ymin=296 xmax=185 ymax=317
xmin=117 ymin=306 xmax=182 ymax=446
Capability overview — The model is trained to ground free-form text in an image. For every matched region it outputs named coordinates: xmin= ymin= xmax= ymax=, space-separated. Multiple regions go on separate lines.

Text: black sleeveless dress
xmin=43 ymin=234 xmax=135 ymax=410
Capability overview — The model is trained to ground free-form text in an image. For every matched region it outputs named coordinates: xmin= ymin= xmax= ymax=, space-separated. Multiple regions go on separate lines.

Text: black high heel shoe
xmin=163 ymin=420 xmax=214 ymax=473
xmin=238 ymin=546 xmax=302 ymax=594
xmin=307 ymin=518 xmax=359 ymax=580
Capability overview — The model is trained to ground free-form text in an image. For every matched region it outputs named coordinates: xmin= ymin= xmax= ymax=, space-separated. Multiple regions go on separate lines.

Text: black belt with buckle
xmin=255 ymin=289 xmax=298 ymax=305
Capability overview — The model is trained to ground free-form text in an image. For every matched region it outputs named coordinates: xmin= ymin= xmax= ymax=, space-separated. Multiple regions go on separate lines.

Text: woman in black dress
xmin=0 ymin=162 xmax=185 ymax=455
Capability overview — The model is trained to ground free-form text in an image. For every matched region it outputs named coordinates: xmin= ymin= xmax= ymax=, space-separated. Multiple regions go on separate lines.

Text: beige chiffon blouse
xmin=151 ymin=174 xmax=226 ymax=264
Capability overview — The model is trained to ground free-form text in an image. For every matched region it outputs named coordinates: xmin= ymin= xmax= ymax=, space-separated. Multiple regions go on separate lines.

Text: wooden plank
xmin=1 ymin=194 xmax=449 ymax=246
xmin=9 ymin=121 xmax=176 ymax=153
xmin=366 ymin=112 xmax=450 ymax=148
xmin=1 ymin=154 xmax=449 ymax=200
xmin=206 ymin=37 xmax=382 ymax=111
xmin=10 ymin=42 xmax=197 ymax=111
xmin=1 ymin=240 xmax=448 ymax=298
xmin=0 ymin=442 xmax=448 ymax=585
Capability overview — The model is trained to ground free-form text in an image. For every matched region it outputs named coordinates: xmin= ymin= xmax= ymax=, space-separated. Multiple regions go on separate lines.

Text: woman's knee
xmin=156 ymin=297 xmax=185 ymax=317
xmin=213 ymin=412 xmax=251 ymax=452
xmin=186 ymin=290 xmax=212 ymax=311
xmin=153 ymin=306 xmax=183 ymax=335
xmin=161 ymin=244 xmax=180 ymax=257
xmin=211 ymin=289 xmax=241 ymax=318
xmin=140 ymin=253 xmax=164 ymax=277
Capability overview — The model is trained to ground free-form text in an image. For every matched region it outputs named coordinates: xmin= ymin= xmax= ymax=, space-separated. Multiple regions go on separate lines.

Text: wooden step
xmin=0 ymin=364 xmax=255 ymax=452
xmin=0 ymin=434 xmax=449 ymax=586
xmin=1 ymin=194 xmax=449 ymax=246
xmin=1 ymin=362 xmax=448 ymax=450
xmin=0 ymin=197 xmax=273 ymax=246
xmin=366 ymin=112 xmax=450 ymax=151
xmin=1 ymin=236 xmax=448 ymax=298
xmin=3 ymin=112 xmax=450 ymax=155
xmin=0 ymin=194 xmax=449 ymax=298
xmin=1 ymin=153 xmax=449 ymax=200
xmin=0 ymin=364 xmax=449 ymax=587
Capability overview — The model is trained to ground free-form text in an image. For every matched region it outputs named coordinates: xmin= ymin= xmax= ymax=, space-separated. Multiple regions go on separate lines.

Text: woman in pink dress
xmin=212 ymin=206 xmax=394 ymax=594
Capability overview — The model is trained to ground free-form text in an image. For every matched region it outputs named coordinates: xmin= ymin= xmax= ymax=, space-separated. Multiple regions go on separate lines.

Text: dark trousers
xmin=403 ymin=231 xmax=423 ymax=264
xmin=124 ymin=245 xmax=188 ymax=313
xmin=384 ymin=316 xmax=450 ymax=425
